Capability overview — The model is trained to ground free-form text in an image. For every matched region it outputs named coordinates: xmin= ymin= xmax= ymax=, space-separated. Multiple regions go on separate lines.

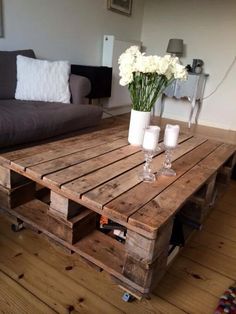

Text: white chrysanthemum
xmin=157 ymin=55 xmax=172 ymax=75
xmin=118 ymin=45 xmax=142 ymax=85
xmin=126 ymin=45 xmax=141 ymax=56
xmin=119 ymin=68 xmax=133 ymax=86
xmin=118 ymin=45 xmax=188 ymax=111
xmin=136 ymin=55 xmax=160 ymax=73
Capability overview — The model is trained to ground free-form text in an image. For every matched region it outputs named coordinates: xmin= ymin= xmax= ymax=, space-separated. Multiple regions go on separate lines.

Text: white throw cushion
xmin=15 ymin=55 xmax=71 ymax=103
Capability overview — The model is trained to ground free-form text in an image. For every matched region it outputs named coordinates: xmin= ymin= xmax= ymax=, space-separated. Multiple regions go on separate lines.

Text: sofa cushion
xmin=0 ymin=100 xmax=103 ymax=148
xmin=15 ymin=56 xmax=71 ymax=104
xmin=0 ymin=49 xmax=35 ymax=99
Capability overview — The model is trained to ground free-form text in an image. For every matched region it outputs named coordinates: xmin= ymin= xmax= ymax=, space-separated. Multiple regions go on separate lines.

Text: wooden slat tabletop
xmin=61 ymin=133 xmax=192 ymax=198
xmin=2 ymin=125 xmax=235 ymax=239
xmin=102 ymin=139 xmax=221 ymax=223
xmin=82 ymin=136 xmax=206 ymax=210
xmin=128 ymin=143 xmax=236 ymax=238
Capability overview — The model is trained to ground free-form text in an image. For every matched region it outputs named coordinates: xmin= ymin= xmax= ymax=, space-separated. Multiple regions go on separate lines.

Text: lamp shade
xmin=167 ymin=39 xmax=183 ymax=55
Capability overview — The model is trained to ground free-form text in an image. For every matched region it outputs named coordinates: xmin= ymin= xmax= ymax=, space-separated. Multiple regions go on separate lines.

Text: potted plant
xmin=118 ymin=46 xmax=187 ymax=145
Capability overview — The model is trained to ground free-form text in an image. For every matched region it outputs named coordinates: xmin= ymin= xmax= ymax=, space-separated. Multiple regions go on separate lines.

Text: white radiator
xmin=102 ymin=35 xmax=141 ymax=108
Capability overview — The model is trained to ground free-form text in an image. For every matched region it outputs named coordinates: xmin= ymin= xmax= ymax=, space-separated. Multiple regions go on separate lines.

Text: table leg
xmin=123 ymin=219 xmax=173 ymax=292
xmin=195 ymin=99 xmax=202 ymax=125
xmin=0 ymin=166 xmax=35 ymax=209
xmin=188 ymin=98 xmax=196 ymax=128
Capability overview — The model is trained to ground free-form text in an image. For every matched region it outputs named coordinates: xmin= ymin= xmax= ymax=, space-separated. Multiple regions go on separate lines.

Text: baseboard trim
xmin=160 ymin=113 xmax=235 ymax=131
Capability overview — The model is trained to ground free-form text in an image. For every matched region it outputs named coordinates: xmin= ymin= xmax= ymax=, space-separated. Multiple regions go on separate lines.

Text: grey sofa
xmin=0 ymin=49 xmax=103 ymax=148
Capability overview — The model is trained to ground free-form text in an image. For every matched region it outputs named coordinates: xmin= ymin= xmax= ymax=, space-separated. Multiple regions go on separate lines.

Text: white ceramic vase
xmin=128 ymin=109 xmax=151 ymax=146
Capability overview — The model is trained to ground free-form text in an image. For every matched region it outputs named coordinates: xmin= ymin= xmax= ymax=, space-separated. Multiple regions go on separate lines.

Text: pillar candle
xmin=142 ymin=125 xmax=160 ymax=151
xmin=164 ymin=124 xmax=180 ymax=148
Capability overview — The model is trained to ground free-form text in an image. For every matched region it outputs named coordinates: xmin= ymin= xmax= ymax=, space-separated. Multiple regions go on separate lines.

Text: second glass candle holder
xmin=158 ymin=124 xmax=180 ymax=177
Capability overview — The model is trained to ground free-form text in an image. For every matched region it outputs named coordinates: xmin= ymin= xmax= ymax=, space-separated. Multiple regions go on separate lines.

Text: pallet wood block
xmin=0 ymin=181 xmax=36 ymax=209
xmin=11 ymin=199 xmax=96 ymax=245
xmin=47 ymin=205 xmax=97 ymax=244
xmin=35 ymin=186 xmax=50 ymax=204
xmin=49 ymin=190 xmax=83 ymax=220
xmin=123 ymin=219 xmax=173 ymax=290
xmin=125 ymin=219 xmax=173 ymax=264
xmin=0 ymin=165 xmax=30 ymax=189
xmin=217 ymin=153 xmax=236 ymax=187
xmin=0 ymin=165 xmax=36 ymax=209
xmin=187 ymin=173 xmax=217 ymax=223
xmin=123 ymin=250 xmax=168 ymax=291
xmin=54 ymin=211 xmax=96 ymax=244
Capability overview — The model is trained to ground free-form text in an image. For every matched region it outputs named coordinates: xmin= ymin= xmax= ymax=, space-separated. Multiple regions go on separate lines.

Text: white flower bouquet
xmin=118 ymin=46 xmax=187 ymax=112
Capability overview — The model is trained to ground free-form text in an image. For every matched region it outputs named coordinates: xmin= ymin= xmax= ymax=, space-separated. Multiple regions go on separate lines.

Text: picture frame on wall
xmin=107 ymin=0 xmax=132 ymax=16
xmin=0 ymin=0 xmax=3 ymax=37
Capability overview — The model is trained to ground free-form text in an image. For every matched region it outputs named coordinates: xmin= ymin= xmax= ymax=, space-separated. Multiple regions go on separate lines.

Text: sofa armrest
xmin=69 ymin=74 xmax=91 ymax=105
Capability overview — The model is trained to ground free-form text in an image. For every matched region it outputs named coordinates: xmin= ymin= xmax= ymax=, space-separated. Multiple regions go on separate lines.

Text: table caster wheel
xmin=11 ymin=221 xmax=24 ymax=232
xmin=122 ymin=292 xmax=135 ymax=302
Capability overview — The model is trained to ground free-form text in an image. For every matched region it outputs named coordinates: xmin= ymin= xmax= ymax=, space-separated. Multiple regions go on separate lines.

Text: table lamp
xmin=166 ymin=39 xmax=184 ymax=57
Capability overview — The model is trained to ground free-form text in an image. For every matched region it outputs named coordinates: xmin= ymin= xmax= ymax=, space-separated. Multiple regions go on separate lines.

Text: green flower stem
xmin=128 ymin=73 xmax=174 ymax=112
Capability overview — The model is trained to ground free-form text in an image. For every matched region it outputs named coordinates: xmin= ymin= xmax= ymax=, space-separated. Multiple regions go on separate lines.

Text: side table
xmin=161 ymin=73 xmax=209 ymax=128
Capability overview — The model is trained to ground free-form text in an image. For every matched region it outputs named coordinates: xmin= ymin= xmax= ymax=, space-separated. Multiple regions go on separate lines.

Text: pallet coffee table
xmin=0 ymin=123 xmax=235 ymax=298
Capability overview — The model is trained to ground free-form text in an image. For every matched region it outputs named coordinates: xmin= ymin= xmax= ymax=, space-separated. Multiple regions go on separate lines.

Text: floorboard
xmin=0 ymin=270 xmax=56 ymax=314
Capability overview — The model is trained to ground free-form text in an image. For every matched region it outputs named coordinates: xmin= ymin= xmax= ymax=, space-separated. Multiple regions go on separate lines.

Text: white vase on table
xmin=128 ymin=109 xmax=151 ymax=146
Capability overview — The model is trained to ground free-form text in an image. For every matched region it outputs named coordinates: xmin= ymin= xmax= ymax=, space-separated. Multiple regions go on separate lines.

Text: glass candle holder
xmin=139 ymin=126 xmax=160 ymax=183
xmin=158 ymin=145 xmax=176 ymax=176
xmin=139 ymin=149 xmax=156 ymax=182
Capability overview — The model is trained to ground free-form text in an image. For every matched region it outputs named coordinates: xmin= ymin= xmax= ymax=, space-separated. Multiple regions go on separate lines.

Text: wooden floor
xmin=0 ymin=115 xmax=236 ymax=314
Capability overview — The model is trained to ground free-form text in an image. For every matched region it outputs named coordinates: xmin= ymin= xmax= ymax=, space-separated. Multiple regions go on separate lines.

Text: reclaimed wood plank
xmin=61 ymin=150 xmax=148 ymax=200
xmin=200 ymin=144 xmax=235 ymax=170
xmin=27 ymin=138 xmax=129 ymax=180
xmin=0 ymin=123 xmax=127 ymax=166
xmin=129 ymin=143 xmax=236 ymax=238
xmin=82 ymin=135 xmax=199 ymax=210
xmin=128 ymin=165 xmax=213 ymax=238
xmin=62 ymin=134 xmax=192 ymax=203
xmin=11 ymin=199 xmax=97 ymax=244
xmin=10 ymin=128 xmax=128 ymax=172
xmin=102 ymin=139 xmax=219 ymax=223
xmin=44 ymin=144 xmax=141 ymax=187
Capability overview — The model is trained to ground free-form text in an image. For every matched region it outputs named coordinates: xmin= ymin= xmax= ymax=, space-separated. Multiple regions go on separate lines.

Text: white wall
xmin=141 ymin=0 xmax=236 ymax=130
xmin=0 ymin=0 xmax=145 ymax=65
xmin=1 ymin=0 xmax=235 ymax=130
